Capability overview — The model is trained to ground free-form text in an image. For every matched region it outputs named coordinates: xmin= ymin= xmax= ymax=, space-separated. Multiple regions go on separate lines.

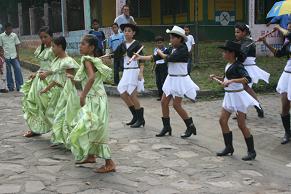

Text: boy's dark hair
xmin=83 ymin=34 xmax=102 ymax=57
xmin=112 ymin=23 xmax=119 ymax=27
xmin=92 ymin=19 xmax=99 ymax=24
xmin=53 ymin=36 xmax=67 ymax=50
xmin=155 ymin=36 xmax=164 ymax=42
xmin=39 ymin=26 xmax=53 ymax=54
xmin=5 ymin=23 xmax=12 ymax=29
xmin=170 ymin=33 xmax=184 ymax=43
xmin=184 ymin=25 xmax=190 ymax=30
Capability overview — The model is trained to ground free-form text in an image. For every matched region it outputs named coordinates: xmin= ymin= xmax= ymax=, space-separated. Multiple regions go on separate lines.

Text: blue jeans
xmin=5 ymin=58 xmax=23 ymax=91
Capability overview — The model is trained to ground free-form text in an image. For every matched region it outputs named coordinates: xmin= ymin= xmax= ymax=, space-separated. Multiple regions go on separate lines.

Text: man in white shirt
xmin=114 ymin=5 xmax=136 ymax=27
xmin=0 ymin=23 xmax=23 ymax=91
xmin=184 ymin=25 xmax=195 ymax=74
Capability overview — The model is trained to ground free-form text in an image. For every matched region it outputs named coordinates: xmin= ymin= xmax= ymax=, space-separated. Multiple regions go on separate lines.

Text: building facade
xmin=0 ymin=0 xmax=281 ymax=55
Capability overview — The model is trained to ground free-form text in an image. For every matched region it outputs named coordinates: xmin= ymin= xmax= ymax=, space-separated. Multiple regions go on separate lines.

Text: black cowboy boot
xmin=126 ymin=106 xmax=137 ymax=125
xmin=131 ymin=107 xmax=145 ymax=128
xmin=254 ymin=105 xmax=264 ymax=118
xmin=281 ymin=114 xmax=291 ymax=144
xmin=156 ymin=117 xmax=172 ymax=137
xmin=181 ymin=117 xmax=197 ymax=138
xmin=217 ymin=132 xmax=234 ymax=156
xmin=242 ymin=135 xmax=256 ymax=161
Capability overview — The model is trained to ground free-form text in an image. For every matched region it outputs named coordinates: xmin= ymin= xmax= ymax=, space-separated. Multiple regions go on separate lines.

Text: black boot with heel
xmin=242 ymin=135 xmax=256 ymax=161
xmin=254 ymin=105 xmax=264 ymax=118
xmin=156 ymin=117 xmax=172 ymax=137
xmin=281 ymin=113 xmax=291 ymax=144
xmin=217 ymin=132 xmax=234 ymax=156
xmin=131 ymin=108 xmax=145 ymax=128
xmin=181 ymin=117 xmax=197 ymax=138
xmin=126 ymin=106 xmax=137 ymax=125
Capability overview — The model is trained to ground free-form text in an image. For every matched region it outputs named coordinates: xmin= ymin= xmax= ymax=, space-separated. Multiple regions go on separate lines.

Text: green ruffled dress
xmin=68 ymin=56 xmax=112 ymax=161
xmin=51 ymin=79 xmax=80 ymax=147
xmin=46 ymin=56 xmax=79 ymax=142
xmin=21 ymin=46 xmax=55 ymax=134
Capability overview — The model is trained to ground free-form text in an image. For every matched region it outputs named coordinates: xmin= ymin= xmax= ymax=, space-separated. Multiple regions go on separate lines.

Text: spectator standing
xmin=89 ymin=19 xmax=106 ymax=56
xmin=184 ymin=25 xmax=195 ymax=74
xmin=114 ymin=5 xmax=136 ymax=27
xmin=0 ymin=23 xmax=23 ymax=91
xmin=108 ymin=23 xmax=125 ymax=85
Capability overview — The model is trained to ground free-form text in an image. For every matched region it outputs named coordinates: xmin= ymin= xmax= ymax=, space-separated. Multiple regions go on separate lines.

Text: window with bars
xmin=255 ymin=0 xmax=278 ymax=24
xmin=161 ymin=0 xmax=188 ymax=15
xmin=128 ymin=0 xmax=151 ymax=18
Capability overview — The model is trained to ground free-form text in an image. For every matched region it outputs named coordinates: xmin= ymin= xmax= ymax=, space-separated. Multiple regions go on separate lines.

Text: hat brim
xmin=120 ymin=23 xmax=138 ymax=32
xmin=166 ymin=29 xmax=188 ymax=42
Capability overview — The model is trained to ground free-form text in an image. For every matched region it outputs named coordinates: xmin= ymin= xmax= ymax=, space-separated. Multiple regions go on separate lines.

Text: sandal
xmin=95 ymin=165 xmax=116 ymax=173
xmin=23 ymin=131 xmax=41 ymax=138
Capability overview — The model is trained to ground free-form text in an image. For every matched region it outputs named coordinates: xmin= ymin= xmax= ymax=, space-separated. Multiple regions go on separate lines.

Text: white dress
xmin=222 ymin=63 xmax=260 ymax=113
xmin=117 ymin=41 xmax=141 ymax=95
xmin=162 ymin=50 xmax=199 ymax=100
xmin=243 ymin=57 xmax=270 ymax=87
xmin=276 ymin=59 xmax=291 ymax=100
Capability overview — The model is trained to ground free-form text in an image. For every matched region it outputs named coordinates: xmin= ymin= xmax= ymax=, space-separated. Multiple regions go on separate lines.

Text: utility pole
xmin=61 ymin=0 xmax=67 ymax=36
xmin=194 ymin=0 xmax=199 ymax=64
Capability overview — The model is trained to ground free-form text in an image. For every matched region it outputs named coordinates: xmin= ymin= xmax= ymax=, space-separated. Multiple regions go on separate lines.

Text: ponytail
xmin=235 ymin=51 xmax=246 ymax=63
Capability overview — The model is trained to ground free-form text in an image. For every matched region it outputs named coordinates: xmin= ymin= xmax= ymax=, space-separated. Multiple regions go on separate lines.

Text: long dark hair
xmin=39 ymin=26 xmax=53 ymax=54
xmin=83 ymin=34 xmax=102 ymax=57
xmin=235 ymin=51 xmax=246 ymax=63
xmin=235 ymin=23 xmax=251 ymax=37
xmin=53 ymin=36 xmax=67 ymax=51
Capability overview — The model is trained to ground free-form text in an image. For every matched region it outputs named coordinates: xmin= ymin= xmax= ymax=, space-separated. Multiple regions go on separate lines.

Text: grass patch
xmin=20 ymin=41 xmax=287 ymax=93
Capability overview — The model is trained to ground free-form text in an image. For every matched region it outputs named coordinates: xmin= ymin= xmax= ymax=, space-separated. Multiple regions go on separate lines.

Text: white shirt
xmin=185 ymin=34 xmax=195 ymax=52
xmin=114 ymin=14 xmax=136 ymax=27
xmin=0 ymin=32 xmax=21 ymax=59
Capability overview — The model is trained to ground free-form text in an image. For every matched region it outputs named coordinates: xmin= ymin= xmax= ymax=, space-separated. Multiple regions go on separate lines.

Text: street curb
xmin=21 ymin=60 xmax=223 ymax=98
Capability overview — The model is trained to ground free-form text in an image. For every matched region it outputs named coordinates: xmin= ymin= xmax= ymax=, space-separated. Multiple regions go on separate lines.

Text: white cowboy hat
xmin=166 ymin=26 xmax=188 ymax=42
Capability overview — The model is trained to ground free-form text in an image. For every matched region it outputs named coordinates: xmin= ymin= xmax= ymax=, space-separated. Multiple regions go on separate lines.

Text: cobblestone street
xmin=0 ymin=69 xmax=291 ymax=193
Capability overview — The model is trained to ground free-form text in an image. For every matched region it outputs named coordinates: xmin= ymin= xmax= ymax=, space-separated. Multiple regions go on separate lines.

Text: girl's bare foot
xmin=95 ymin=159 xmax=116 ymax=173
xmin=75 ymin=155 xmax=96 ymax=164
xmin=23 ymin=130 xmax=41 ymax=138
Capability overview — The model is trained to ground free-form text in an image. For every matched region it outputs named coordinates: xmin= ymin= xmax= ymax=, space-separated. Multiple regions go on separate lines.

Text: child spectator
xmin=89 ymin=19 xmax=106 ymax=56
xmin=108 ymin=23 xmax=125 ymax=85
xmin=152 ymin=36 xmax=168 ymax=101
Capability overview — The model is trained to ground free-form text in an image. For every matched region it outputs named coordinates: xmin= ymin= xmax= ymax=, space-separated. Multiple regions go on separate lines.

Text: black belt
xmin=124 ymin=67 xmax=139 ymax=70
xmin=169 ymin=74 xmax=188 ymax=77
xmin=224 ymin=89 xmax=244 ymax=93
xmin=284 ymin=70 xmax=291 ymax=74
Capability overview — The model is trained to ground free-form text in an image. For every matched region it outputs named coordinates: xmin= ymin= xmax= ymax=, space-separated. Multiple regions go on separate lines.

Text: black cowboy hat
xmin=218 ymin=40 xmax=242 ymax=53
xmin=120 ymin=23 xmax=138 ymax=32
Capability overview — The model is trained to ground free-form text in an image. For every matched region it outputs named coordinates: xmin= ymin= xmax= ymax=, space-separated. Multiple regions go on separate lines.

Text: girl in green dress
xmin=40 ymin=36 xmax=79 ymax=144
xmin=68 ymin=34 xmax=116 ymax=173
xmin=22 ymin=27 xmax=55 ymax=137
